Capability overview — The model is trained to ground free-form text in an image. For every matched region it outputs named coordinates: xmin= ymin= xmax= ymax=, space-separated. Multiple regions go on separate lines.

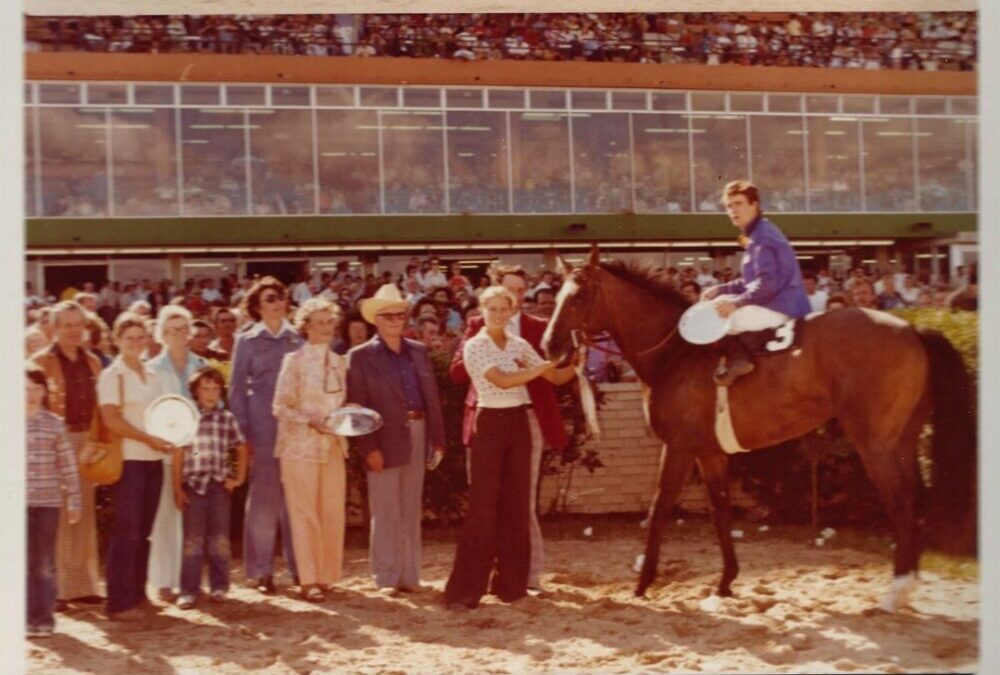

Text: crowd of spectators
xmin=26 ymin=12 xmax=977 ymax=71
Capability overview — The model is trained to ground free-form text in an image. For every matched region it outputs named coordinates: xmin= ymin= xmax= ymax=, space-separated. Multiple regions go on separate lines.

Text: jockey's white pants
xmin=717 ymin=295 xmax=791 ymax=335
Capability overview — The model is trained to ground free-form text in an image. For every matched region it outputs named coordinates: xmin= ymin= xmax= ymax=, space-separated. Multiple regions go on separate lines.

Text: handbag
xmin=79 ymin=374 xmax=124 ymax=485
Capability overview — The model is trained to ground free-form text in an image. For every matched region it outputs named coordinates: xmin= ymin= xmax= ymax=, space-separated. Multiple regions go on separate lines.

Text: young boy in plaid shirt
xmin=173 ymin=366 xmax=248 ymax=609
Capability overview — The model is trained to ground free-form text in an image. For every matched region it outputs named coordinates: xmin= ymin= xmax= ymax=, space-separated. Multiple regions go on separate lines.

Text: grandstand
xmin=24 ymin=12 xmax=978 ymax=294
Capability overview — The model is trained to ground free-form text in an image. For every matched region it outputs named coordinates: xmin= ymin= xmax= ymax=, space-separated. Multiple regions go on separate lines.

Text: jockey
xmin=702 ymin=180 xmax=812 ymax=386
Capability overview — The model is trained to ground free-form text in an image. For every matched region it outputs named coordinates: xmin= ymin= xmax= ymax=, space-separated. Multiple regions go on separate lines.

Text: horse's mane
xmin=599 ymin=259 xmax=691 ymax=310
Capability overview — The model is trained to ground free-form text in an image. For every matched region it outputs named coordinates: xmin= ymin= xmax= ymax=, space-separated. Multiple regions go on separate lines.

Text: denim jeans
xmin=106 ymin=460 xmax=163 ymax=613
xmin=27 ymin=507 xmax=61 ymax=630
xmin=180 ymin=481 xmax=232 ymax=596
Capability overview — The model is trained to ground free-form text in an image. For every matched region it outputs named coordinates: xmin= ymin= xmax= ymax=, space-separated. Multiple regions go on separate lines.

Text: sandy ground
xmin=26 ymin=521 xmax=978 ymax=674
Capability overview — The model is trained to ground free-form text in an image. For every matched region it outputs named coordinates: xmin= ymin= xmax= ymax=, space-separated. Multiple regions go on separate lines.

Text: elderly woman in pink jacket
xmin=272 ymin=298 xmax=350 ymax=602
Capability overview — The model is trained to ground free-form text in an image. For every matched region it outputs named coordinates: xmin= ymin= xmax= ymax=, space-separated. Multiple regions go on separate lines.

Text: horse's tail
xmin=918 ymin=328 xmax=977 ymax=555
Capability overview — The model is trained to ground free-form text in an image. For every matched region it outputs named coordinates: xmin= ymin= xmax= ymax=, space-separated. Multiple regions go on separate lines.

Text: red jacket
xmin=449 ymin=313 xmax=567 ymax=449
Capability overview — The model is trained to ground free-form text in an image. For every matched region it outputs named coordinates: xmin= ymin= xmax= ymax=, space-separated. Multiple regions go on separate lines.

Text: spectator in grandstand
xmin=947 ymin=270 xmax=977 ymax=311
xmin=272 ymin=298 xmax=349 ymax=603
xmin=333 ymin=309 xmax=373 ymax=355
xmin=679 ymin=280 xmax=701 ymax=304
xmin=826 ymin=292 xmax=851 ymax=311
xmin=347 ymin=283 xmax=446 ymax=595
xmin=876 ymin=274 xmax=908 ymax=310
xmin=230 ymin=277 xmax=302 ymax=595
xmin=850 ymin=279 xmax=879 ymax=309
xmin=420 ymin=258 xmax=448 ymax=291
xmin=695 ymin=264 xmax=717 ymax=288
xmin=209 ymin=308 xmax=239 ymax=359
xmin=85 ymin=314 xmax=113 ymax=368
xmin=415 ymin=316 xmax=446 ymax=354
xmin=145 ymin=306 xmax=207 ymax=601
xmin=899 ymin=275 xmax=921 ymax=305
xmin=190 ymin=319 xmax=228 ymax=361
xmin=99 ymin=313 xmax=174 ymax=621
xmin=74 ymin=292 xmax=98 ymax=314
xmin=26 ymin=329 xmax=48 ymax=359
xmin=915 ymin=288 xmax=935 ymax=308
xmin=28 ymin=301 xmax=103 ymax=610
xmin=533 ymin=287 xmax=557 ymax=318
xmin=448 ymin=262 xmax=473 ymax=294
xmin=802 ymin=271 xmax=828 ymax=313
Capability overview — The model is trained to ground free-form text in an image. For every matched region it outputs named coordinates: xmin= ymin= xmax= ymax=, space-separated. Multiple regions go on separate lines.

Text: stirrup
xmin=713 ymin=358 xmax=755 ymax=387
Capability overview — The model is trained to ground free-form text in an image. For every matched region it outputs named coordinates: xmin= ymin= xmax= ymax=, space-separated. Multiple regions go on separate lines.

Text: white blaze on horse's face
xmin=542 ymin=276 xmax=580 ymax=357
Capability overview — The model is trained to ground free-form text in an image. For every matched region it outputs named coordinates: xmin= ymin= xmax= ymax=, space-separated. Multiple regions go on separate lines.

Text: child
xmin=173 ymin=366 xmax=248 ymax=609
xmin=26 ymin=365 xmax=81 ymax=638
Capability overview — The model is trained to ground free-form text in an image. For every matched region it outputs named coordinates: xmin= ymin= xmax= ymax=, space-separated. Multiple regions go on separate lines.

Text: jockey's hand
xmin=715 ymin=300 xmax=738 ymax=318
xmin=701 ymin=286 xmax=720 ymax=301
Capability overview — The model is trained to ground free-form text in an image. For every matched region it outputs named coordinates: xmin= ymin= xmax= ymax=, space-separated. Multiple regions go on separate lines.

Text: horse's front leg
xmin=696 ymin=451 xmax=740 ymax=596
xmin=636 ymin=445 xmax=694 ymax=597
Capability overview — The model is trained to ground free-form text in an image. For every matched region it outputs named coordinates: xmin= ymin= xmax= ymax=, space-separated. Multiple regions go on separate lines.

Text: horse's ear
xmin=586 ymin=244 xmax=601 ymax=268
xmin=556 ymin=256 xmax=572 ymax=277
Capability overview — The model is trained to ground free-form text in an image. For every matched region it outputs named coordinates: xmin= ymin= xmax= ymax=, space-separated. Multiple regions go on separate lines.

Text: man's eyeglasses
xmin=376 ymin=312 xmax=408 ymax=322
xmin=261 ymin=293 xmax=286 ymax=304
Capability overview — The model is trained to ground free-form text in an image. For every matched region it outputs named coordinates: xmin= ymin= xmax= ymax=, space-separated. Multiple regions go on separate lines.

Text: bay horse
xmin=542 ymin=246 xmax=976 ymax=611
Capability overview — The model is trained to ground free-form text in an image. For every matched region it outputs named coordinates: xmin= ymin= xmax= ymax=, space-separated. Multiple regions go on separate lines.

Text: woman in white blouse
xmin=272 ymin=298 xmax=349 ymax=602
xmin=444 ymin=286 xmax=574 ymax=610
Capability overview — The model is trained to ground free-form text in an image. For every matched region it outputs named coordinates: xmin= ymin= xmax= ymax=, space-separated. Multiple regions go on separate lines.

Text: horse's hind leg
xmin=636 ymin=446 xmax=694 ymax=597
xmin=851 ymin=422 xmax=924 ymax=612
xmin=697 ymin=452 xmax=739 ymax=596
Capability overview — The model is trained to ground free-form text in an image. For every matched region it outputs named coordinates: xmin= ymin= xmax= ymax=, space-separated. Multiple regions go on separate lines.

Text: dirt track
xmin=27 ymin=522 xmax=978 ymax=674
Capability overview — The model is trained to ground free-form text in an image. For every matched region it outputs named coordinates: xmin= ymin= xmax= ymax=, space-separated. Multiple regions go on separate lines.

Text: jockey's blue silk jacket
xmin=715 ymin=215 xmax=812 ymax=319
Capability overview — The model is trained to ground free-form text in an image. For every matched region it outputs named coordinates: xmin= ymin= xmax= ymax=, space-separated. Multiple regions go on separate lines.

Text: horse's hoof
xmin=879 ymin=572 xmax=918 ymax=613
xmin=718 ymin=586 xmax=733 ymax=598
xmin=634 ymin=586 xmax=648 ymax=598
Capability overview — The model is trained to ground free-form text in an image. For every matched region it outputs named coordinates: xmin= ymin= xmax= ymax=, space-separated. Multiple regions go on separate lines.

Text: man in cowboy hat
xmin=345 ymin=283 xmax=445 ymax=595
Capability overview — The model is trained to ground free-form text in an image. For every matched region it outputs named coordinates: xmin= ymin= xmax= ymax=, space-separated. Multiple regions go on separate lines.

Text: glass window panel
xmin=134 ymin=84 xmax=174 ymax=105
xmin=691 ymin=114 xmax=747 ymax=211
xmin=25 ymin=83 xmax=33 ymax=104
xmin=316 ymin=86 xmax=355 ymax=107
xmin=750 ymin=116 xmax=805 ymax=212
xmin=402 ymin=88 xmax=441 ymax=108
xmin=180 ymin=108 xmax=247 ymax=215
xmin=729 ymin=93 xmax=763 ymax=112
xmin=446 ymin=110 xmax=509 ymax=213
xmin=87 ymin=84 xmax=127 ymax=105
xmin=25 ymin=108 xmax=36 ymax=217
xmin=38 ymin=107 xmax=108 ymax=216
xmin=842 ymin=95 xmax=875 ymax=114
xmin=691 ymin=93 xmax=725 ymax=111
xmin=914 ymin=97 xmax=946 ymax=115
xmin=916 ymin=118 xmax=968 ymax=211
xmin=807 ymin=116 xmax=860 ymax=212
xmin=488 ymin=89 xmax=525 ymax=109
xmin=510 ymin=112 xmax=570 ymax=213
xmin=862 ymin=117 xmax=915 ymax=211
xmin=272 ymin=86 xmax=310 ymax=106
xmin=39 ymin=83 xmax=81 ymax=104
xmin=360 ymin=87 xmax=398 ymax=107
xmin=879 ymin=96 xmax=911 ymax=115
xmin=651 ymin=92 xmax=686 ymax=111
xmin=805 ymin=95 xmax=838 ymax=113
xmin=226 ymin=85 xmax=265 ymax=106
xmin=950 ymin=97 xmax=977 ymax=115
xmin=445 ymin=89 xmax=483 ymax=108
xmin=181 ymin=85 xmax=220 ymax=105
xmin=611 ymin=91 xmax=646 ymax=111
xmin=632 ymin=113 xmax=691 ymax=213
xmin=530 ymin=90 xmax=567 ymax=109
xmin=110 ymin=108 xmax=178 ymax=216
xmin=768 ymin=94 xmax=801 ymax=113
xmin=316 ymin=109 xmax=380 ymax=214
xmin=571 ymin=90 xmax=607 ymax=110
xmin=572 ymin=112 xmax=631 ymax=213
xmin=382 ymin=111 xmax=445 ymax=214
xmin=249 ymin=110 xmax=315 ymax=215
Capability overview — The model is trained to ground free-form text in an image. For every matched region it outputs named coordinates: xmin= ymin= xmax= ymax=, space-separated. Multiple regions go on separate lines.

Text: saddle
xmin=734 ymin=318 xmax=806 ymax=357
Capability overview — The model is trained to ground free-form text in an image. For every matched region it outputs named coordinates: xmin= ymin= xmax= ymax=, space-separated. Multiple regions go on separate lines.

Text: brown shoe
xmin=713 ymin=358 xmax=755 ymax=387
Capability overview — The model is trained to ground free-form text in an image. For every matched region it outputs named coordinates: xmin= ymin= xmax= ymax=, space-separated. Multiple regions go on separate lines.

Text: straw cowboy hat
xmin=360 ymin=283 xmax=410 ymax=324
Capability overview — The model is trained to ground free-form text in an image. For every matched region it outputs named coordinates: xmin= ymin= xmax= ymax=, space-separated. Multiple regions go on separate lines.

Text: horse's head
xmin=542 ymin=245 xmax=606 ymax=366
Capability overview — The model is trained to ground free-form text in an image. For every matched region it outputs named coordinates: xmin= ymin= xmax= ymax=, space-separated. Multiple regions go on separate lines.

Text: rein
xmin=571 ymin=324 xmax=679 ymax=360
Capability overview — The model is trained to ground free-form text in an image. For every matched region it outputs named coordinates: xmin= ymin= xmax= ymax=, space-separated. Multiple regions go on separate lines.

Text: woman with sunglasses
xmin=230 ymin=277 xmax=303 ymax=595
xmin=271 ymin=298 xmax=350 ymax=602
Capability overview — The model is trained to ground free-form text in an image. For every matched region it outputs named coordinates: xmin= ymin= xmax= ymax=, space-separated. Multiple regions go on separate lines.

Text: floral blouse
xmin=272 ymin=343 xmax=348 ymax=463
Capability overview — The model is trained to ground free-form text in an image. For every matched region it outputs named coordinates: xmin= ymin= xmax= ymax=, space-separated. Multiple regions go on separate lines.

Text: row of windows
xmin=27 ymin=81 xmax=978 ymax=116
xmin=26 ymin=105 xmax=977 ymax=218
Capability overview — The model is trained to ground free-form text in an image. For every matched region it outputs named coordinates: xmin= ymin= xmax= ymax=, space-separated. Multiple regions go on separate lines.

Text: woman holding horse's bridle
xmin=702 ymin=180 xmax=813 ymax=386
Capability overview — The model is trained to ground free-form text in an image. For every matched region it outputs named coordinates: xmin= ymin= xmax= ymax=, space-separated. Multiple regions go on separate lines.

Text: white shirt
xmin=97 ymin=358 xmax=165 ymax=462
xmin=292 ymin=281 xmax=313 ymax=306
xmin=420 ymin=270 xmax=447 ymax=290
xmin=808 ymin=290 xmax=828 ymax=313
xmin=201 ymin=288 xmax=222 ymax=303
xmin=463 ymin=330 xmax=542 ymax=409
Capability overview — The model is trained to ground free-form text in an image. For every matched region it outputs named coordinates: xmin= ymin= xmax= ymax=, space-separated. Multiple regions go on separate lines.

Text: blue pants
xmin=27 ymin=507 xmax=61 ymax=630
xmin=243 ymin=453 xmax=297 ymax=580
xmin=181 ymin=481 xmax=232 ymax=597
xmin=106 ymin=460 xmax=163 ymax=613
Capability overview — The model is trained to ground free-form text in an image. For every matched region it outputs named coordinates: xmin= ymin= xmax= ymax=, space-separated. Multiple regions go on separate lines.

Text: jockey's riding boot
xmin=713 ymin=335 xmax=755 ymax=387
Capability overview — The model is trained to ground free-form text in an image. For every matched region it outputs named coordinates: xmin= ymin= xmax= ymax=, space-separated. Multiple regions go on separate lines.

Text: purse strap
xmin=89 ymin=372 xmax=125 ymax=444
